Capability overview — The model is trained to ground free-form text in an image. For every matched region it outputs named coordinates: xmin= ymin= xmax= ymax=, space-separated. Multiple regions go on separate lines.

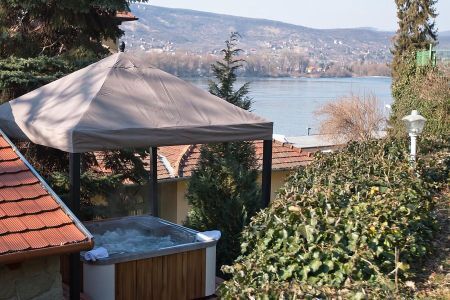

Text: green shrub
xmin=220 ymin=139 xmax=448 ymax=299
xmin=389 ymin=52 xmax=449 ymax=138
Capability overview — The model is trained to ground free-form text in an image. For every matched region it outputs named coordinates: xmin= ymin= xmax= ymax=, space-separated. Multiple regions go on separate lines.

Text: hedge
xmin=220 ymin=138 xmax=449 ymax=299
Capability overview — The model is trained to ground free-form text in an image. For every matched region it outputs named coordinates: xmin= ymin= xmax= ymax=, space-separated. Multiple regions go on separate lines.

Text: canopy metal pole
xmin=262 ymin=139 xmax=272 ymax=207
xmin=150 ymin=147 xmax=158 ymax=216
xmin=69 ymin=153 xmax=81 ymax=300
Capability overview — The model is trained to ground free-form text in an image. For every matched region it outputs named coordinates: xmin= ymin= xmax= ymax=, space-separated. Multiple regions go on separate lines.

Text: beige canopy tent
xmin=0 ymin=52 xmax=272 ymax=152
xmin=0 ymin=51 xmax=273 ymax=300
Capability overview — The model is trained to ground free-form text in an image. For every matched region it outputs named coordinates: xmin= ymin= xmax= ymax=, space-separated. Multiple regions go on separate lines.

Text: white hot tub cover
xmin=0 ymin=52 xmax=273 ymax=153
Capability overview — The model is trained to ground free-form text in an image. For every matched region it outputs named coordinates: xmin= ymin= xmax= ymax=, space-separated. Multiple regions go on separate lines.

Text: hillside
xmin=120 ymin=5 xmax=450 ymax=77
xmin=121 ymin=5 xmax=393 ymax=63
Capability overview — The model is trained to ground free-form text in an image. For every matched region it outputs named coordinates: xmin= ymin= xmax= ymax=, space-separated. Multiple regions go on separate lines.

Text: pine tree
xmin=391 ymin=0 xmax=438 ymax=79
xmin=0 ymin=0 xmax=150 ymax=101
xmin=186 ymin=32 xmax=263 ymax=271
xmin=0 ymin=1 xmax=150 ymax=219
xmin=208 ymin=33 xmax=252 ymax=110
xmin=389 ymin=0 xmax=448 ymax=138
xmin=0 ymin=0 xmax=148 ymax=58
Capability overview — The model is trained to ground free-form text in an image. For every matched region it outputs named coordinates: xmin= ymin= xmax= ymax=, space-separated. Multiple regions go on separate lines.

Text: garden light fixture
xmin=402 ymin=110 xmax=426 ymax=162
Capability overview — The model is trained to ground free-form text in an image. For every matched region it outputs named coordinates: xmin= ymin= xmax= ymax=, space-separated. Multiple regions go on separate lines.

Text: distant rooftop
xmin=95 ymin=140 xmax=314 ymax=182
xmin=115 ymin=11 xmax=138 ymax=22
xmin=167 ymin=140 xmax=313 ymax=180
xmin=287 ymin=131 xmax=387 ymax=150
xmin=286 ymin=134 xmax=339 ymax=150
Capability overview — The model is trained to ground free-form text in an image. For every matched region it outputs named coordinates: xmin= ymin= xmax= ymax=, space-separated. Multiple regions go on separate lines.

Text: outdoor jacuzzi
xmin=79 ymin=216 xmax=218 ymax=300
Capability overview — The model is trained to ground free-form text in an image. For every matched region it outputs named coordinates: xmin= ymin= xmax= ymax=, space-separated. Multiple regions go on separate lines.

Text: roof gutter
xmin=0 ymin=239 xmax=94 ymax=265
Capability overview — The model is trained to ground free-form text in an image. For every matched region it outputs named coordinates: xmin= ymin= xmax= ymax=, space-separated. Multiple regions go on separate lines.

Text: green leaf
xmin=299 ymin=225 xmax=314 ymax=243
xmin=310 ymin=259 xmax=322 ymax=272
xmin=280 ymin=264 xmax=298 ymax=280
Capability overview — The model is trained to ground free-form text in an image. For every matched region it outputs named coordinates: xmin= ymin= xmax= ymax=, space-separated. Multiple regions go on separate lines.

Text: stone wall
xmin=0 ymin=255 xmax=63 ymax=300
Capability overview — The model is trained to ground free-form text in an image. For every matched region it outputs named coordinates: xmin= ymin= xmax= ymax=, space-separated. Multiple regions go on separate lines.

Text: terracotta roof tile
xmin=0 ymin=147 xmax=18 ymax=160
xmin=0 ymin=133 xmax=92 ymax=262
xmin=0 ymin=222 xmax=7 ymax=235
xmin=57 ymin=224 xmax=91 ymax=243
xmin=0 ymin=158 xmax=28 ymax=174
xmin=0 ymin=202 xmax=25 ymax=217
xmin=0 ymin=171 xmax=39 ymax=188
xmin=37 ymin=209 xmax=72 ymax=227
xmin=0 ymin=186 xmax=22 ymax=201
xmin=0 ymin=237 xmax=8 ymax=253
xmin=16 ymin=184 xmax=48 ymax=200
xmin=21 ymin=231 xmax=49 ymax=249
xmin=18 ymin=214 xmax=46 ymax=231
xmin=2 ymin=217 xmax=27 ymax=233
xmin=2 ymin=233 xmax=29 ymax=252
xmin=40 ymin=228 xmax=67 ymax=246
xmin=0 ymin=209 xmax=73 ymax=235
xmin=0 ymin=138 xmax=10 ymax=148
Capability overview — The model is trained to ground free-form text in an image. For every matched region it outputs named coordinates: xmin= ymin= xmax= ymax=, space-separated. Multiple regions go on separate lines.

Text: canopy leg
xmin=262 ymin=139 xmax=272 ymax=207
xmin=150 ymin=147 xmax=158 ymax=216
xmin=69 ymin=153 xmax=81 ymax=300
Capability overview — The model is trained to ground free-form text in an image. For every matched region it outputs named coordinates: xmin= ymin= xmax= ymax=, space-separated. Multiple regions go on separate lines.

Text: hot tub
xmin=80 ymin=216 xmax=218 ymax=300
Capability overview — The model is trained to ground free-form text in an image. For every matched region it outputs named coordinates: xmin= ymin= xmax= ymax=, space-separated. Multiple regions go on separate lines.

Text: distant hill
xmin=121 ymin=5 xmax=393 ymax=63
xmin=119 ymin=5 xmax=450 ymax=77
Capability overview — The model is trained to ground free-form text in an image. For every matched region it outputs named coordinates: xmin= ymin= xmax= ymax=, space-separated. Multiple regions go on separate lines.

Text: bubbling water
xmin=93 ymin=228 xmax=179 ymax=255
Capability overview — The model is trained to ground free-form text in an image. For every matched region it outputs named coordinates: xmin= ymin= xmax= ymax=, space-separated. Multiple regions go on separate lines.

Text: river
xmin=186 ymin=77 xmax=393 ymax=137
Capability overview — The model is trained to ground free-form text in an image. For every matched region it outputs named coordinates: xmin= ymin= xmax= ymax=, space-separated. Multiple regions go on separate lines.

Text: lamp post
xmin=402 ymin=110 xmax=426 ymax=162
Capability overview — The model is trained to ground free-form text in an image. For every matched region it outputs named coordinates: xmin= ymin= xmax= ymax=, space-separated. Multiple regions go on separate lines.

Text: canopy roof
xmin=0 ymin=52 xmax=272 ymax=153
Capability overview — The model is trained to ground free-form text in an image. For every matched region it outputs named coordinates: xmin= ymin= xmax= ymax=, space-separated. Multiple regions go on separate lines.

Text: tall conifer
xmin=389 ymin=0 xmax=446 ymax=138
xmin=0 ymin=1 xmax=150 ymax=218
xmin=391 ymin=0 xmax=438 ymax=78
xmin=185 ymin=33 xmax=262 ymax=271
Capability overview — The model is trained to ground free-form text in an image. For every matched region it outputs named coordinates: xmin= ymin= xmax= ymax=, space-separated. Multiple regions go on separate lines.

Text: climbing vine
xmin=220 ymin=138 xmax=449 ymax=298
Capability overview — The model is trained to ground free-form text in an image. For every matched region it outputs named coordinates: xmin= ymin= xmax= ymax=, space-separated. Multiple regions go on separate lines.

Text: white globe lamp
xmin=402 ymin=110 xmax=426 ymax=161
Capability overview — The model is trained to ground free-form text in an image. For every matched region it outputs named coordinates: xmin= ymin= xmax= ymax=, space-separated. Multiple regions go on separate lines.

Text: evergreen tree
xmin=0 ymin=0 xmax=149 ymax=101
xmin=391 ymin=0 xmax=438 ymax=79
xmin=389 ymin=0 xmax=448 ymax=138
xmin=0 ymin=1 xmax=150 ymax=219
xmin=0 ymin=0 xmax=147 ymax=58
xmin=208 ymin=33 xmax=252 ymax=110
xmin=186 ymin=32 xmax=263 ymax=271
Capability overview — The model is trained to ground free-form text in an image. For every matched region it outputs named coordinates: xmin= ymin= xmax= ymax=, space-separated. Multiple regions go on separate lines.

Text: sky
xmin=146 ymin=0 xmax=450 ymax=32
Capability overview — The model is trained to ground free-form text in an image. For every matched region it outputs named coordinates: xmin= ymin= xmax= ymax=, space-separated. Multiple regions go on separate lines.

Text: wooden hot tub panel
xmin=115 ymin=248 xmax=206 ymax=300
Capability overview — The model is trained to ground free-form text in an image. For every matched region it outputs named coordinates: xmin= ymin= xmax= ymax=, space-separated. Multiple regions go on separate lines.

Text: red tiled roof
xmin=115 ymin=11 xmax=138 ymax=21
xmin=158 ymin=145 xmax=191 ymax=178
xmin=95 ymin=141 xmax=314 ymax=182
xmin=255 ymin=140 xmax=314 ymax=170
xmin=174 ymin=140 xmax=314 ymax=179
xmin=0 ymin=132 xmax=93 ymax=263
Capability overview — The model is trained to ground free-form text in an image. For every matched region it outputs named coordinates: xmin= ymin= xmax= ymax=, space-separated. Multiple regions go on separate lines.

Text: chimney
xmin=119 ymin=41 xmax=125 ymax=52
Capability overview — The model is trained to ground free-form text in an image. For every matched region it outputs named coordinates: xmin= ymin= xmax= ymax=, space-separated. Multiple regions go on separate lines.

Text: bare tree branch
xmin=315 ymin=93 xmax=385 ymax=143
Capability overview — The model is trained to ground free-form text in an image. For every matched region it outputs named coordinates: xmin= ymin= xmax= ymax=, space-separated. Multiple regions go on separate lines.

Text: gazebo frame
xmin=0 ymin=51 xmax=273 ymax=300
xmin=67 ymin=141 xmax=272 ymax=300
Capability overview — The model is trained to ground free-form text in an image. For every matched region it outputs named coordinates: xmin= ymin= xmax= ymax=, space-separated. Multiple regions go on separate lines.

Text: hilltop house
xmin=95 ymin=140 xmax=314 ymax=224
xmin=0 ymin=131 xmax=93 ymax=299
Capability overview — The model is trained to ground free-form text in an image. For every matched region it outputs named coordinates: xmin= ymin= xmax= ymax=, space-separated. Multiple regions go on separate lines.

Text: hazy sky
xmin=146 ymin=0 xmax=450 ymax=32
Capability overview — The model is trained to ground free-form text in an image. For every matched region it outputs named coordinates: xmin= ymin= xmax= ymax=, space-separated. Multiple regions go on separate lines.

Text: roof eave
xmin=0 ymin=239 xmax=94 ymax=265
